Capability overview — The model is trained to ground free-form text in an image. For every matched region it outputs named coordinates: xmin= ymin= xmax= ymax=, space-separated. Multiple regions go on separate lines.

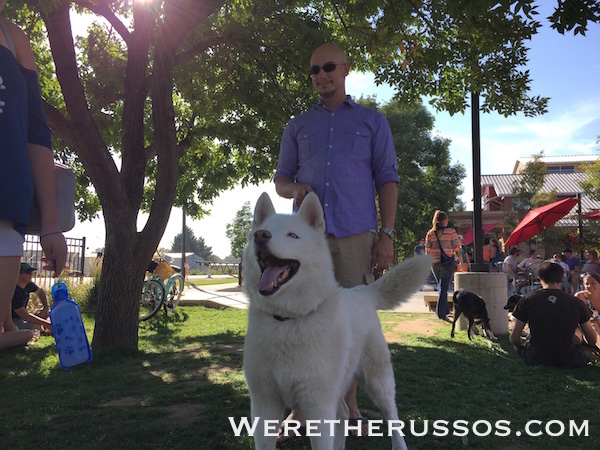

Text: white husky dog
xmin=243 ymin=192 xmax=431 ymax=450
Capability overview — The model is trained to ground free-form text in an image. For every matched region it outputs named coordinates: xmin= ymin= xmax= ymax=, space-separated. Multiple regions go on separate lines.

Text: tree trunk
xmin=91 ymin=213 xmax=156 ymax=349
xmin=40 ymin=2 xmax=215 ymax=349
xmin=91 ymin=245 xmax=144 ymax=349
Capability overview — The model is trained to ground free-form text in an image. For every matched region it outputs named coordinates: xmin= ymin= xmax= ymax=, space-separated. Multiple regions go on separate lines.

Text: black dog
xmin=504 ymin=294 xmax=523 ymax=313
xmin=450 ymin=290 xmax=497 ymax=341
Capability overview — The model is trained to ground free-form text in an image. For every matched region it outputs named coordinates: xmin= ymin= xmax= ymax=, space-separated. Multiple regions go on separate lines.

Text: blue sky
xmin=68 ymin=7 xmax=600 ymax=258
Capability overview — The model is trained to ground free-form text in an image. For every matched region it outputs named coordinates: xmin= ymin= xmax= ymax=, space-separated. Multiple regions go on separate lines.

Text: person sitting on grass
xmin=11 ymin=263 xmax=52 ymax=336
xmin=510 ymin=261 xmax=597 ymax=368
xmin=575 ymin=272 xmax=600 ymax=337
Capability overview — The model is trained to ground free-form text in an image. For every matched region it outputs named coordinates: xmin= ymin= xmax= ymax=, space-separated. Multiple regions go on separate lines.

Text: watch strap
xmin=380 ymin=227 xmax=396 ymax=238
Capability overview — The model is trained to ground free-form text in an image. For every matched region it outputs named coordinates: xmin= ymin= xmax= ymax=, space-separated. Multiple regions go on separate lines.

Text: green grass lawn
xmin=184 ymin=277 xmax=240 ymax=287
xmin=1 ymin=308 xmax=598 ymax=449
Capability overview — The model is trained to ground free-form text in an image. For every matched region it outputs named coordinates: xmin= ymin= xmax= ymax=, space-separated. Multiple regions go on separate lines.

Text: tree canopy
xmin=511 ymin=151 xmax=554 ymax=217
xmin=170 ymin=226 xmax=214 ymax=260
xmin=225 ymin=201 xmax=252 ymax=259
xmin=581 ymin=147 xmax=600 ymax=202
xmin=369 ymin=98 xmax=465 ymax=257
xmin=4 ymin=0 xmax=597 ymax=348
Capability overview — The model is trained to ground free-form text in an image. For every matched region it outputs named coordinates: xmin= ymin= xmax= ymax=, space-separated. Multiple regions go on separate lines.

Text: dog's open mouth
xmin=257 ymin=250 xmax=300 ymax=295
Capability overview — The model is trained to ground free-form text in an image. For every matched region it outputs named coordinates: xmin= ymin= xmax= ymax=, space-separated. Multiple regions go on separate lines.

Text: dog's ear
xmin=297 ymin=192 xmax=325 ymax=232
xmin=253 ymin=192 xmax=276 ymax=227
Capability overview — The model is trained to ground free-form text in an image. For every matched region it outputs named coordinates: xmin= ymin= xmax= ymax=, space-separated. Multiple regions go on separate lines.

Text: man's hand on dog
xmin=292 ymin=184 xmax=313 ymax=208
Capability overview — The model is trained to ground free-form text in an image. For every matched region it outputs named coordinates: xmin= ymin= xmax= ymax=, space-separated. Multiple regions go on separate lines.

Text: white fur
xmin=243 ymin=193 xmax=431 ymax=450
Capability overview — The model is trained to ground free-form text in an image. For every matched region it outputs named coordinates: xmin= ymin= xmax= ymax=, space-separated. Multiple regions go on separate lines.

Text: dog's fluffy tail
xmin=371 ymin=255 xmax=433 ymax=311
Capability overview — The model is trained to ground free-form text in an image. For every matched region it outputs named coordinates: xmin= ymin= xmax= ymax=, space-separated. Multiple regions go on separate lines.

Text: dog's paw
xmin=484 ymin=330 xmax=498 ymax=341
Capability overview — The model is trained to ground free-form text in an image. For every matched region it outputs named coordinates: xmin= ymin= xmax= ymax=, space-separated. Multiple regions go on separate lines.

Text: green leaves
xmin=170 ymin=226 xmax=214 ymax=259
xmin=19 ymin=0 xmax=597 ymax=226
xmin=580 ymin=154 xmax=600 ymax=202
xmin=359 ymin=0 xmax=546 ymax=117
xmin=225 ymin=201 xmax=252 ymax=258
xmin=512 ymin=150 xmax=549 ymax=216
xmin=372 ymin=98 xmax=466 ymax=257
xmin=548 ymin=0 xmax=600 ymax=35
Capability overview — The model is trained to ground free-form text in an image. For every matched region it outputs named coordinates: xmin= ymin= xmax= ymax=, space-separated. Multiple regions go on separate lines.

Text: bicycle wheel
xmin=139 ymin=279 xmax=165 ymax=321
xmin=165 ymin=273 xmax=184 ymax=310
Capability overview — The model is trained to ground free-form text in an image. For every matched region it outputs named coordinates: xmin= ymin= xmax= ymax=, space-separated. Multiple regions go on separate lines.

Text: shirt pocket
xmin=344 ymin=127 xmax=371 ymax=159
xmin=297 ymin=131 xmax=319 ymax=160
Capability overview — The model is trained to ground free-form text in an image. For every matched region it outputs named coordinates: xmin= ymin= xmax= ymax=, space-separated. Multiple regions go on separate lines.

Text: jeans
xmin=433 ymin=263 xmax=452 ymax=318
xmin=518 ymin=344 xmax=590 ymax=368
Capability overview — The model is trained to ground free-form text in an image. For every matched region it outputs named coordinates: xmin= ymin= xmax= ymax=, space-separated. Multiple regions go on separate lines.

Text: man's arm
xmin=14 ymin=307 xmax=52 ymax=330
xmin=36 ymin=287 xmax=50 ymax=319
xmin=580 ymin=321 xmax=597 ymax=347
xmin=274 ymin=176 xmax=313 ymax=208
xmin=509 ymin=318 xmax=526 ymax=348
xmin=371 ymin=181 xmax=397 ymax=271
xmin=377 ymin=181 xmax=397 ymax=231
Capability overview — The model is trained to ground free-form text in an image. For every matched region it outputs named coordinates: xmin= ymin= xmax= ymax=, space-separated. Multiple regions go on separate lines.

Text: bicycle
xmin=139 ymin=257 xmax=185 ymax=321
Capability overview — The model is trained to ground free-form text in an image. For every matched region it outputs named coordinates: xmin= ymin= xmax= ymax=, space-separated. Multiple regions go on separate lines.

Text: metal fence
xmin=23 ymin=235 xmax=86 ymax=290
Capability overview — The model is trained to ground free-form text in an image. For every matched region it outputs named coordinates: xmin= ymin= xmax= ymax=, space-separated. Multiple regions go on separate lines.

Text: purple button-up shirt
xmin=275 ymin=96 xmax=399 ymax=238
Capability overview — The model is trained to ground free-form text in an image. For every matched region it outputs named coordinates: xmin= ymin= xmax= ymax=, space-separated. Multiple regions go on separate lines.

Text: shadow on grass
xmin=2 ymin=309 xmax=598 ymax=450
xmin=379 ymin=335 xmax=598 ymax=450
xmin=2 ymin=333 xmax=252 ymax=449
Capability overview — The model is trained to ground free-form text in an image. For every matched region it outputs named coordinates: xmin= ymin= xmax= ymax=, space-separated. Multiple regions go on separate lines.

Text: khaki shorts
xmin=13 ymin=318 xmax=35 ymax=330
xmin=327 ymin=231 xmax=377 ymax=288
xmin=0 ymin=220 xmax=24 ymax=257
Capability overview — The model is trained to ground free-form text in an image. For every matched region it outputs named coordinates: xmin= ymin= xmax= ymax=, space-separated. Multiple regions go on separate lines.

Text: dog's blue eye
xmin=288 ymin=233 xmax=299 ymax=239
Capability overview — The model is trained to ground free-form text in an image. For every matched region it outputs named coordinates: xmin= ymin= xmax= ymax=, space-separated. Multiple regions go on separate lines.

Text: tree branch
xmin=174 ymin=35 xmax=235 ymax=66
xmin=43 ymin=101 xmax=78 ymax=147
xmin=160 ymin=0 xmax=226 ymax=57
xmin=42 ymin=3 xmax=121 ymax=207
xmin=119 ymin=0 xmax=155 ymax=211
xmin=72 ymin=0 xmax=132 ymax=45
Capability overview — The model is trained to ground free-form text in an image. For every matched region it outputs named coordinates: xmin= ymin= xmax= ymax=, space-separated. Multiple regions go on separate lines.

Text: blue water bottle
xmin=50 ymin=281 xmax=92 ymax=370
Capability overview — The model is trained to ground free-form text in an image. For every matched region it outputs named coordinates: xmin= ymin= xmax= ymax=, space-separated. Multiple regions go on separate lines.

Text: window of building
xmin=547 ymin=165 xmax=575 ymax=174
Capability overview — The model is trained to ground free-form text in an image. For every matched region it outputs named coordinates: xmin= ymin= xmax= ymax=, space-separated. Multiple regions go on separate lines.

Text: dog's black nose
xmin=254 ymin=230 xmax=271 ymax=245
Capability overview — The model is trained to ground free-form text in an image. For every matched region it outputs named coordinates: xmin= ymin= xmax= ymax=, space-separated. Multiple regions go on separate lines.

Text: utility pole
xmin=181 ymin=208 xmax=186 ymax=274
xmin=470 ymin=91 xmax=488 ymax=272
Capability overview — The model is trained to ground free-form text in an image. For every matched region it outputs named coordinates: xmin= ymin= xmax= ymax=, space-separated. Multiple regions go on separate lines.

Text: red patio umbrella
xmin=505 ymin=197 xmax=580 ymax=247
xmin=582 ymin=210 xmax=600 ymax=220
xmin=462 ymin=223 xmax=499 ymax=246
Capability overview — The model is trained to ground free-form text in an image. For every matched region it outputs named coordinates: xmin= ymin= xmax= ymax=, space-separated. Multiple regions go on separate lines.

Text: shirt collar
xmin=316 ymin=95 xmax=355 ymax=110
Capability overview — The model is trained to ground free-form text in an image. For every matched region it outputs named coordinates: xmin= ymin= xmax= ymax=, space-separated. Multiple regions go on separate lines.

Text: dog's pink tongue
xmin=257 ymin=265 xmax=288 ymax=293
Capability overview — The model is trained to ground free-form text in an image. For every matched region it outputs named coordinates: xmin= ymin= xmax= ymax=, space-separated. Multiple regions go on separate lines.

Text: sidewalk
xmin=179 ymin=280 xmax=445 ymax=314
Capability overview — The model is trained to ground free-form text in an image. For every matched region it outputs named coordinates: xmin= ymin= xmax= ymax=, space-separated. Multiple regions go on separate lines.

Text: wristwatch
xmin=380 ymin=227 xmax=396 ymax=239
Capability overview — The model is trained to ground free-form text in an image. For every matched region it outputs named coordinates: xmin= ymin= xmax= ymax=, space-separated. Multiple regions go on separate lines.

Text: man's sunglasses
xmin=309 ymin=62 xmax=345 ymax=75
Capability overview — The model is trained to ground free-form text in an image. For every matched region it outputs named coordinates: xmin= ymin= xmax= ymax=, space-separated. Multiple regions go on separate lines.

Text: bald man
xmin=274 ymin=43 xmax=400 ymax=440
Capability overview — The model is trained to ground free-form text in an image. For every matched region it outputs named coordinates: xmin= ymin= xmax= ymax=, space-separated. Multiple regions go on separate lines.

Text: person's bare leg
xmin=345 ymin=379 xmax=360 ymax=418
xmin=571 ymin=273 xmax=578 ymax=295
xmin=345 ymin=379 xmax=368 ymax=436
xmin=277 ymin=410 xmax=306 ymax=444
xmin=0 ymin=256 xmax=33 ymax=349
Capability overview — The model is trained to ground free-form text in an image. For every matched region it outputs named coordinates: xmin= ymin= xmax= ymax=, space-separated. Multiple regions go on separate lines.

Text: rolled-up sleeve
xmin=275 ymin=121 xmax=298 ymax=181
xmin=371 ymin=111 xmax=399 ymax=191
